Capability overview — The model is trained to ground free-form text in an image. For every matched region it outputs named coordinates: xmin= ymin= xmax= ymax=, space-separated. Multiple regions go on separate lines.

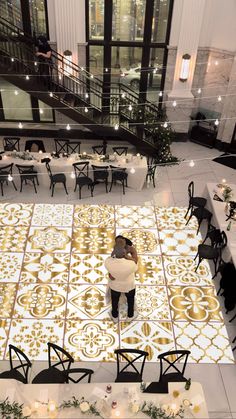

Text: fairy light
xmin=114 ymin=123 xmax=119 ymax=130
xmin=66 ymin=124 xmax=71 ymax=130
xmin=215 ymin=60 xmax=219 ymax=66
xmin=105 ymin=68 xmax=108 ymax=72
xmin=197 ymin=88 xmax=201 ymax=94
xmin=11 ymin=58 xmax=15 ymax=62
xmin=39 ymin=109 xmax=44 ymax=114
xmin=85 ymin=93 xmax=89 ymax=98
xmin=84 ymin=107 xmax=88 ymax=113
xmin=70 ymin=172 xmax=75 ymax=179
xmin=172 ymin=100 xmax=177 ymax=107
xmin=218 ymin=95 xmax=222 ymax=102
xmin=90 ymin=74 xmax=94 ymax=79
xmin=130 ymin=168 xmax=136 ymax=174
xmin=163 ymin=122 xmax=168 ymax=128
xmin=8 ymin=174 xmax=13 ymax=182
xmin=215 ymin=119 xmax=219 ymax=126
xmin=128 ymin=104 xmax=133 ymax=111
xmin=34 ymin=61 xmax=37 ymax=66
xmin=49 ymin=92 xmax=53 ymax=97
xmin=14 ymin=90 xmax=18 ymax=95
xmin=25 ymin=75 xmax=29 ymax=80
xmin=121 ymin=93 xmax=126 ymax=98
xmin=121 ymin=72 xmax=125 ymax=77
xmin=189 ymin=160 xmax=195 ymax=167
xmin=159 ymin=91 xmax=163 ymax=97
xmin=81 ymin=67 xmax=84 ymax=71
xmin=59 ymin=75 xmax=62 ymax=80
xmin=153 ymin=68 xmax=157 ymax=74
xmin=18 ymin=122 xmax=23 ymax=129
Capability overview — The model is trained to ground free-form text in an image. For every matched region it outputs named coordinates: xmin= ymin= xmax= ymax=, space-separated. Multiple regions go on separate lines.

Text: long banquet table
xmin=0 ymin=379 xmax=209 ymax=418
xmin=0 ymin=152 xmax=148 ymax=192
xmin=204 ymin=183 xmax=236 ymax=266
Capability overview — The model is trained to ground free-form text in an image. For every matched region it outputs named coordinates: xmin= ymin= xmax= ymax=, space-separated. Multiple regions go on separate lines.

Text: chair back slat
xmin=4 ymin=137 xmax=20 ymax=151
xmin=158 ymin=350 xmax=190 ymax=381
xmin=115 ymin=349 xmax=148 ymax=380
xmin=188 ymin=181 xmax=194 ymax=199
xmin=92 ymin=146 xmax=104 ymax=155
xmin=9 ymin=344 xmax=32 ymax=383
xmin=73 ymin=161 xmax=89 ymax=177
xmin=113 ymin=147 xmax=128 ymax=156
xmin=54 ymin=139 xmax=69 ymax=154
xmin=48 ymin=343 xmax=74 ymax=372
xmin=68 ymin=368 xmax=94 ymax=383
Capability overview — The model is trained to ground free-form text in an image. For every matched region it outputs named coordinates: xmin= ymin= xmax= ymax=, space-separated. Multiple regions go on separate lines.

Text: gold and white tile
xmin=135 ymin=255 xmax=165 ymax=285
xmin=159 ymin=230 xmax=201 ymax=256
xmin=74 ymin=205 xmax=115 ymax=228
xmin=155 ymin=207 xmax=198 ymax=230
xmin=69 ymin=254 xmax=109 ymax=284
xmin=116 ymin=228 xmax=161 ymax=255
xmin=115 ymin=205 xmax=156 ymax=229
xmin=67 ymin=284 xmax=110 ymax=320
xmin=163 ymin=256 xmax=213 ymax=286
xmin=64 ymin=320 xmax=118 ymax=361
xmin=120 ymin=321 xmax=175 ymax=361
xmin=119 ymin=286 xmax=170 ymax=321
xmin=0 ymin=319 xmax=11 ymax=359
xmin=72 ymin=228 xmax=115 ymax=254
xmin=31 ymin=204 xmax=74 ymax=226
xmin=0 ymin=203 xmax=33 ymax=226
xmin=173 ymin=321 xmax=235 ymax=363
xmin=0 ymin=283 xmax=17 ymax=317
xmin=0 ymin=253 xmax=24 ymax=282
xmin=20 ymin=253 xmax=70 ymax=283
xmin=169 ymin=286 xmax=223 ymax=322
xmin=0 ymin=226 xmax=29 ymax=252
xmin=13 ymin=283 xmax=67 ymax=319
xmin=26 ymin=227 xmax=72 ymax=253
xmin=7 ymin=319 xmax=65 ymax=360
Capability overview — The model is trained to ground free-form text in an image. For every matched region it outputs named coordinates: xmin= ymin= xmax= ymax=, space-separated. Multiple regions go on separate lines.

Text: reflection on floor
xmin=0 ymin=203 xmax=234 ymax=363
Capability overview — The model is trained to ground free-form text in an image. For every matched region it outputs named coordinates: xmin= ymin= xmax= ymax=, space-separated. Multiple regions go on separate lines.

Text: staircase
xmin=0 ymin=13 xmax=162 ymax=155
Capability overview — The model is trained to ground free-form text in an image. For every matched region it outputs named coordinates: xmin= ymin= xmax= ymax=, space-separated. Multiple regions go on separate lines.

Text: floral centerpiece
xmin=222 ymin=185 xmax=233 ymax=202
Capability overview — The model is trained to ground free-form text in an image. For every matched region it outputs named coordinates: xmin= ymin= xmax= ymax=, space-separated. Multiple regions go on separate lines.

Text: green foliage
xmin=141 ymin=401 xmax=185 ymax=419
xmin=60 ymin=396 xmax=102 ymax=417
xmin=0 ymin=398 xmax=29 ymax=419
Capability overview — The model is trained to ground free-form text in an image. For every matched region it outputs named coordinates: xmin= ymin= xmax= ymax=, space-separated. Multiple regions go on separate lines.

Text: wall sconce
xmin=179 ymin=54 xmax=191 ymax=82
xmin=63 ymin=50 xmax=73 ymax=75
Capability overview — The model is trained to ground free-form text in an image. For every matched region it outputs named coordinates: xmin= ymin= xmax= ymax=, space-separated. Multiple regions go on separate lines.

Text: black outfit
xmin=36 ymin=37 xmax=52 ymax=86
xmin=111 ymin=288 xmax=135 ymax=318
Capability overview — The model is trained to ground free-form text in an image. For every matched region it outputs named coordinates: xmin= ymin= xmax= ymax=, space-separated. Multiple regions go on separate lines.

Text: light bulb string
xmin=2 ymin=151 xmax=236 ymax=179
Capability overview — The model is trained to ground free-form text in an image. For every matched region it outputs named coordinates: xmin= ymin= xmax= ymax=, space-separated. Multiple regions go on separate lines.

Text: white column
xmin=168 ymin=0 xmax=206 ymax=99
xmin=53 ymin=0 xmax=86 ymax=64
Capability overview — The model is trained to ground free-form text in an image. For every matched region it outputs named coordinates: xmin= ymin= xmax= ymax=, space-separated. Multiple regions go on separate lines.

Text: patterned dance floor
xmin=0 ymin=203 xmax=234 ymax=363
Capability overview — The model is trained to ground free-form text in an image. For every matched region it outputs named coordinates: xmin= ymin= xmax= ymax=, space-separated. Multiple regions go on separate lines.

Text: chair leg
xmin=233 ymin=336 xmax=236 ymax=343
xmin=105 ymin=181 xmax=108 ymax=193
xmin=20 ymin=180 xmax=23 ymax=192
xmin=79 ymin=186 xmax=81 ymax=199
xmin=74 ymin=183 xmax=77 ymax=192
xmin=51 ymin=183 xmax=54 ymax=197
xmin=196 ymin=219 xmax=202 ymax=235
xmin=195 ymin=257 xmax=202 ymax=272
xmin=153 ymin=175 xmax=155 ymax=188
xmin=194 ymin=252 xmax=199 ymax=261
xmin=36 ymin=176 xmax=39 ymax=186
xmin=109 ymin=180 xmax=113 ymax=192
xmin=184 ymin=204 xmax=191 ymax=219
xmin=12 ymin=181 xmax=17 ymax=191
xmin=33 ymin=179 xmax=37 ymax=194
xmin=185 ymin=212 xmax=192 ymax=226
xmin=229 ymin=313 xmax=236 ymax=323
xmin=90 ymin=185 xmax=94 ymax=197
xmin=217 ymin=287 xmax=222 ymax=296
xmin=0 ymin=182 xmax=3 ymax=196
xmin=64 ymin=182 xmax=68 ymax=195
xmin=122 ymin=181 xmax=125 ymax=195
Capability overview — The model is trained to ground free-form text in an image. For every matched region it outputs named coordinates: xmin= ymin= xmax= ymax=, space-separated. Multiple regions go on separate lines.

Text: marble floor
xmin=0 ymin=140 xmax=236 ymax=417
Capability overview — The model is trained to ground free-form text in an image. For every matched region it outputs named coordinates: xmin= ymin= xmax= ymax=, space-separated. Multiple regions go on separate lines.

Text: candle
xmin=33 ymin=400 xmax=40 ymax=410
xmin=39 ymin=150 xmax=43 ymax=154
xmin=115 ymin=410 xmax=120 ymax=417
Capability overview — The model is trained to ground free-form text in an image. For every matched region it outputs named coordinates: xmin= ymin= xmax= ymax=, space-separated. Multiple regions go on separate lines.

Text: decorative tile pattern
xmin=0 ymin=226 xmax=29 ymax=252
xmin=64 ymin=320 xmax=118 ymax=361
xmin=74 ymin=205 xmax=114 ymax=227
xmin=0 ymin=283 xmax=17 ymax=317
xmin=7 ymin=319 xmax=64 ymax=359
xmin=155 ymin=207 xmax=198 ymax=230
xmin=163 ymin=256 xmax=213 ymax=286
xmin=26 ymin=227 xmax=72 ymax=253
xmin=72 ymin=228 xmax=114 ymax=254
xmin=13 ymin=283 xmax=67 ymax=319
xmin=159 ymin=230 xmax=201 ymax=255
xmin=67 ymin=284 xmax=109 ymax=320
xmin=31 ymin=204 xmax=73 ymax=226
xmin=120 ymin=321 xmax=175 ymax=361
xmin=174 ymin=322 xmax=235 ymax=363
xmin=0 ymin=203 xmax=33 ymax=226
xmin=117 ymin=228 xmax=160 ymax=254
xmin=169 ymin=286 xmax=222 ymax=322
xmin=0 ymin=253 xmax=23 ymax=282
xmin=20 ymin=253 xmax=70 ymax=283
xmin=115 ymin=206 xmax=156 ymax=229
xmin=0 ymin=203 xmax=233 ymax=364
xmin=69 ymin=254 xmax=109 ymax=284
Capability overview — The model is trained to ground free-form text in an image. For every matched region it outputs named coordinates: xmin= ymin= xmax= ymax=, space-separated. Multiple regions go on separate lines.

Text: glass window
xmin=0 ymin=0 xmax=22 ymax=28
xmin=0 ymin=78 xmax=33 ymax=120
xmin=89 ymin=0 xmax=104 ymax=40
xmin=147 ymin=47 xmax=164 ymax=101
xmin=38 ymin=100 xmax=53 ymax=122
xmin=29 ymin=0 xmax=47 ymax=37
xmin=111 ymin=46 xmax=142 ymax=87
xmin=112 ymin=0 xmax=146 ymax=41
xmin=152 ymin=0 xmax=171 ymax=43
xmin=89 ymin=45 xmax=104 ymax=80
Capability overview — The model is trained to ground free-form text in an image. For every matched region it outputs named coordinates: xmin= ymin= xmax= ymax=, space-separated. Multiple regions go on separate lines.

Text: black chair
xmin=158 ymin=350 xmax=190 ymax=384
xmin=202 ymin=225 xmax=222 ymax=247
xmin=43 ymin=158 xmax=68 ymax=196
xmin=186 ymin=207 xmax=212 ymax=234
xmin=92 ymin=145 xmax=104 ymax=155
xmin=0 ymin=163 xmax=17 ymax=195
xmin=32 ymin=343 xmax=74 ymax=384
xmin=109 ymin=165 xmax=128 ymax=195
xmin=91 ymin=164 xmax=109 ymax=193
xmin=114 ymin=349 xmax=148 ymax=383
xmin=67 ymin=368 xmax=94 ymax=383
xmin=25 ymin=140 xmax=46 ymax=152
xmin=72 ymin=161 xmax=94 ymax=199
xmin=146 ymin=162 xmax=157 ymax=187
xmin=113 ymin=147 xmax=128 ymax=156
xmin=194 ymin=230 xmax=227 ymax=276
xmin=232 ymin=337 xmax=236 ymax=351
xmin=54 ymin=139 xmax=69 ymax=154
xmin=16 ymin=164 xmax=39 ymax=193
xmin=3 ymin=137 xmax=20 ymax=151
xmin=68 ymin=141 xmax=81 ymax=154
xmin=0 ymin=344 xmax=31 ymax=384
xmin=184 ymin=181 xmax=207 ymax=219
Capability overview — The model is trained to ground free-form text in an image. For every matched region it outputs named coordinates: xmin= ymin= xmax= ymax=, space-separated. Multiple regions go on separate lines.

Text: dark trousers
xmin=111 ymin=288 xmax=135 ymax=318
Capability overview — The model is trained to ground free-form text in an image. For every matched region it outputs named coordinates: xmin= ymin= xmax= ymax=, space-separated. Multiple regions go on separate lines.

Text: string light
xmin=14 ymin=90 xmax=18 ymax=95
xmin=159 ymin=91 xmax=163 ymax=97
xmin=66 ymin=124 xmax=71 ymax=130
xmin=25 ymin=75 xmax=29 ymax=80
xmin=197 ymin=88 xmax=201 ymax=94
xmin=84 ymin=107 xmax=88 ymax=113
xmin=214 ymin=119 xmax=219 ymax=126
xmin=90 ymin=74 xmax=94 ymax=79
xmin=18 ymin=122 xmax=23 ymax=129
xmin=85 ymin=93 xmax=89 ymax=99
xmin=121 ymin=72 xmax=125 ymax=77
xmin=130 ymin=168 xmax=135 ymax=174
xmin=39 ymin=109 xmax=44 ymax=114
xmin=81 ymin=67 xmax=84 ymax=71
xmin=49 ymin=92 xmax=53 ymax=97
xmin=121 ymin=93 xmax=126 ymax=98
xmin=59 ymin=75 xmax=62 ymax=80
xmin=163 ymin=122 xmax=168 ymax=128
xmin=11 ymin=58 xmax=14 ymax=62
xmin=172 ymin=100 xmax=177 ymax=107
xmin=7 ymin=174 xmax=13 ymax=182
xmin=105 ymin=68 xmax=108 ymax=72
xmin=215 ymin=61 xmax=219 ymax=66
xmin=217 ymin=95 xmax=222 ymax=102
xmin=114 ymin=123 xmax=119 ymax=130
xmin=189 ymin=160 xmax=195 ymax=167
xmin=70 ymin=172 xmax=75 ymax=179
xmin=128 ymin=104 xmax=133 ymax=111
xmin=34 ymin=61 xmax=37 ymax=66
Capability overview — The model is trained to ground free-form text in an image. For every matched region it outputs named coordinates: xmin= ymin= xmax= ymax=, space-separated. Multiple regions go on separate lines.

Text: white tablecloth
xmin=0 ymin=153 xmax=148 ymax=192
xmin=204 ymin=183 xmax=236 ymax=266
xmin=0 ymin=380 xmax=209 ymax=418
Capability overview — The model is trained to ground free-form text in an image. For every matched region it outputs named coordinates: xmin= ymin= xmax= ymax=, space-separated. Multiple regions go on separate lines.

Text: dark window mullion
xmin=31 ymin=96 xmax=40 ymax=123
xmin=102 ymin=0 xmax=112 ymax=113
xmin=139 ymin=0 xmax=154 ymax=102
